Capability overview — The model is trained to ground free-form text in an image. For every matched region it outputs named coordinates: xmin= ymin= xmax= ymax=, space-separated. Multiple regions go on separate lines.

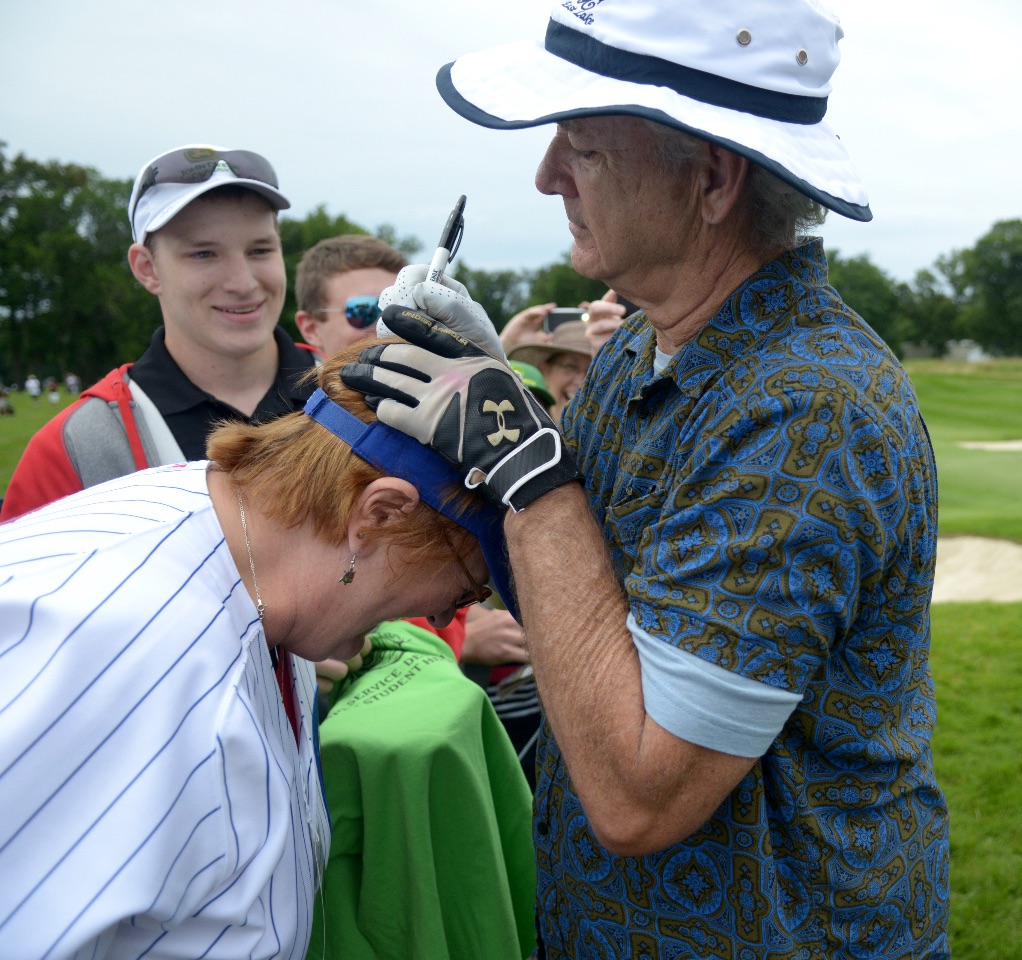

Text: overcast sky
xmin=1 ymin=0 xmax=1019 ymax=285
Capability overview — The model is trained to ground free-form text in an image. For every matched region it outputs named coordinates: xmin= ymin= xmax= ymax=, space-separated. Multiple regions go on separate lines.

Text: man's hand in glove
xmin=341 ymin=305 xmax=581 ymax=513
xmin=376 ymin=264 xmax=507 ymax=363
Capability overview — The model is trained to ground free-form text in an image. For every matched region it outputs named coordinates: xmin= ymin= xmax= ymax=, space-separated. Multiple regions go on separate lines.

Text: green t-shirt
xmin=310 ymin=619 xmax=536 ymax=960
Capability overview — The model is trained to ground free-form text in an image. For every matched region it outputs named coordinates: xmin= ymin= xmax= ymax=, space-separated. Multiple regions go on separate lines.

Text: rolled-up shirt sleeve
xmin=628 ymin=612 xmax=803 ymax=758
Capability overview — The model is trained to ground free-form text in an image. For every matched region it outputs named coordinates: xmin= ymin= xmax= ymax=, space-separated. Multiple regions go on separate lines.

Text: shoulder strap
xmin=127 ymin=377 xmax=185 ymax=464
xmin=61 ymin=364 xmax=179 ymax=489
xmin=62 ymin=397 xmax=148 ymax=488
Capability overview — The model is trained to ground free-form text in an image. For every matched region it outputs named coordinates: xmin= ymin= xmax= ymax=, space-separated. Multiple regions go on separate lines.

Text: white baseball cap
xmin=128 ymin=144 xmax=291 ymax=243
xmin=436 ymin=0 xmax=870 ymax=221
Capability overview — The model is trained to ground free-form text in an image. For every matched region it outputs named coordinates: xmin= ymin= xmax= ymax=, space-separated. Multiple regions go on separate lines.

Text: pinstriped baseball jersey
xmin=0 ymin=462 xmax=330 ymax=960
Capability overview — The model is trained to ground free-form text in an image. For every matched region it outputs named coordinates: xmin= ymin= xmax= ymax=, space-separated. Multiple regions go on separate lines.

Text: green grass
xmin=906 ymin=359 xmax=1022 ymax=541
xmin=0 ymin=390 xmax=77 ymax=499
xmin=930 ymin=602 xmax=1022 ymax=960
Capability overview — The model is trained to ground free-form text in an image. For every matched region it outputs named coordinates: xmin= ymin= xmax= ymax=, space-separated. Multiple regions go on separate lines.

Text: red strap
xmin=275 ymin=650 xmax=300 ymax=745
xmin=109 ymin=364 xmax=149 ymax=471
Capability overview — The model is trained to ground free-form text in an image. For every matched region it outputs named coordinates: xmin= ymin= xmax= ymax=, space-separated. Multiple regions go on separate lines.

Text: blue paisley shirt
xmin=536 ymin=240 xmax=950 ymax=959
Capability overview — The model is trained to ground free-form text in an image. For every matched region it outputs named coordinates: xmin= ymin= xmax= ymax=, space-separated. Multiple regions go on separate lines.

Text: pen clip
xmin=447 ymin=216 xmax=465 ymax=264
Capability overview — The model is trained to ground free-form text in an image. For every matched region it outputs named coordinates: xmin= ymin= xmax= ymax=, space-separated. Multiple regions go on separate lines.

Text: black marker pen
xmin=427 ymin=195 xmax=467 ymax=283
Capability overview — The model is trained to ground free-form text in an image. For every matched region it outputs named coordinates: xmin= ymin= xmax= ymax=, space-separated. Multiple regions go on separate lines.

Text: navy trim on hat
xmin=545 ymin=19 xmax=827 ymax=125
xmin=435 ymin=64 xmax=872 ymax=223
xmin=304 ymin=388 xmax=519 ymax=619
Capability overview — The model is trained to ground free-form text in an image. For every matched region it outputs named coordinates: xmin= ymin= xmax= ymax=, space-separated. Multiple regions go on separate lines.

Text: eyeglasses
xmin=317 ymin=295 xmax=381 ymax=330
xmin=436 ymin=524 xmax=492 ymax=609
xmin=547 ymin=356 xmax=590 ymax=377
xmin=131 ymin=147 xmax=279 ymax=214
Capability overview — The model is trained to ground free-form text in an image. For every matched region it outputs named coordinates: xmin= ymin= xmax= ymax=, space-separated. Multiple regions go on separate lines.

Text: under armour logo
xmin=483 ymin=399 xmax=520 ymax=446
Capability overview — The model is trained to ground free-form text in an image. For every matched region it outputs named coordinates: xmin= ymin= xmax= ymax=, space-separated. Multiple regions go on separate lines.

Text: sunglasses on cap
xmin=132 ymin=147 xmax=279 ymax=210
xmin=317 ymin=296 xmax=382 ymax=330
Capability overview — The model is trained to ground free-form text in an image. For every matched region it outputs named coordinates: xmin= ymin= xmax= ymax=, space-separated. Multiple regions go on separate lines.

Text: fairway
xmin=907 ymin=359 xmax=1022 ymax=542
xmin=930 ymin=602 xmax=1022 ymax=960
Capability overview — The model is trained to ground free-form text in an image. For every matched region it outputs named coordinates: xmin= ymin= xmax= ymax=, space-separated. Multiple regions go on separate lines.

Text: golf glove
xmin=377 ymin=264 xmax=507 ymax=363
xmin=344 ymin=305 xmax=580 ymax=512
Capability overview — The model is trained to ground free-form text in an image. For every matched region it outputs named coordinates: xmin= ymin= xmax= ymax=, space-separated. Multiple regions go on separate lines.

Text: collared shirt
xmin=536 ymin=240 xmax=950 ymax=959
xmin=131 ymin=326 xmax=316 ymax=460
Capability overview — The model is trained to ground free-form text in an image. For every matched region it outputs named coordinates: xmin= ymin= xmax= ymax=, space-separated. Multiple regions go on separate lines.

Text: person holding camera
xmin=500 ymin=296 xmax=632 ymax=421
xmin=507 ymin=320 xmax=592 ymax=422
xmin=499 ymin=294 xmax=628 ymax=355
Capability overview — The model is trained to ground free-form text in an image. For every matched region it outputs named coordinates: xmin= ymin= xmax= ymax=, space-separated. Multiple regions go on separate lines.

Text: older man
xmin=342 ymin=2 xmax=949 ymax=958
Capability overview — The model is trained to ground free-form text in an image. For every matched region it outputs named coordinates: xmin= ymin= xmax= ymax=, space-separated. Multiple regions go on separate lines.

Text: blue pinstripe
xmin=42 ymin=756 xmax=220 ymax=960
xmin=0 ymin=463 xmax=329 ymax=959
xmin=143 ymin=809 xmax=223 ymax=913
xmin=0 ymin=616 xmax=239 ymax=861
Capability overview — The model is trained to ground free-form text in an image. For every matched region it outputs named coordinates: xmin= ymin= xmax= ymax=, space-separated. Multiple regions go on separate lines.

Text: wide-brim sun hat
xmin=436 ymin=0 xmax=870 ymax=221
xmin=508 ymin=320 xmax=591 ymax=370
xmin=128 ymin=144 xmax=291 ymax=244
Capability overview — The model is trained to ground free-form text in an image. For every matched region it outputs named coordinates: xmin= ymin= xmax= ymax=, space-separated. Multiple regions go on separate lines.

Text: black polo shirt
xmin=130 ymin=326 xmax=317 ymax=461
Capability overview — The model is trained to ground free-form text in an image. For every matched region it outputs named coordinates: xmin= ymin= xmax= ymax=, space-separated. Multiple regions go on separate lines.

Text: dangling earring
xmin=340 ymin=539 xmax=365 ymax=585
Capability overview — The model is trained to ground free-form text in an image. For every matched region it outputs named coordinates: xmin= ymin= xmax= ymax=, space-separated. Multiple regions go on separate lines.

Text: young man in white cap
xmin=1 ymin=145 xmax=315 ymax=520
xmin=339 ymin=2 xmax=949 ymax=957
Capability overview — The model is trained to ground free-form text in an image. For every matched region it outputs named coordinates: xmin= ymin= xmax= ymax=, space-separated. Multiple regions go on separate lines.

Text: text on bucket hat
xmin=128 ymin=145 xmax=291 ymax=244
xmin=436 ymin=0 xmax=870 ymax=221
xmin=303 ymin=388 xmax=519 ymax=621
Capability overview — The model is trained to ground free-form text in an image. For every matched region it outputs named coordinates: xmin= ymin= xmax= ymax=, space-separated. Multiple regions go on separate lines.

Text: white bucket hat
xmin=128 ymin=145 xmax=291 ymax=243
xmin=437 ymin=0 xmax=870 ymax=221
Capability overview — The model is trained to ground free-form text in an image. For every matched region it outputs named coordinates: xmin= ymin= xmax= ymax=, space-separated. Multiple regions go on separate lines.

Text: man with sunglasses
xmin=292 ymin=231 xmax=483 ymax=670
xmin=1 ymin=144 xmax=315 ymax=520
xmin=294 ymin=233 xmax=407 ymax=359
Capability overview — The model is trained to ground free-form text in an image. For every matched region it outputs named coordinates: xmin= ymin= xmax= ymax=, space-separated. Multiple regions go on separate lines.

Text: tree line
xmin=1 ymin=143 xmax=1019 ymax=387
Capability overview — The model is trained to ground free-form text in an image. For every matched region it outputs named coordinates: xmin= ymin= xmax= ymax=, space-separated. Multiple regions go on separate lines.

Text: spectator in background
xmin=294 ymin=234 xmax=407 ymax=358
xmin=24 ymin=374 xmax=41 ymax=403
xmin=1 ymin=144 xmax=314 ymax=522
xmin=498 ymin=292 xmax=628 ymax=357
xmin=581 ymin=290 xmax=633 ymax=353
xmin=507 ymin=320 xmax=592 ymax=421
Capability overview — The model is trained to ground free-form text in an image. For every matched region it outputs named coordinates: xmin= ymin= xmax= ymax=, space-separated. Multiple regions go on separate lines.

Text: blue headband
xmin=304 ymin=388 xmax=518 ymax=618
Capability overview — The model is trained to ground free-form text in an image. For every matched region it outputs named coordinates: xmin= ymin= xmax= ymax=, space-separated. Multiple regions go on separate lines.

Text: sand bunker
xmin=957 ymin=440 xmax=1022 ymax=451
xmin=933 ymin=536 xmax=1022 ymax=603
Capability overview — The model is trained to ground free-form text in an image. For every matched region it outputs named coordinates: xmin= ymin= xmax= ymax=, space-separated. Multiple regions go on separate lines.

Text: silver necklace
xmin=236 ymin=488 xmax=265 ymax=621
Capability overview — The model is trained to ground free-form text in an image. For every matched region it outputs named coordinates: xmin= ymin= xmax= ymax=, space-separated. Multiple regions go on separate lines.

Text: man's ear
xmin=699 ymin=145 xmax=750 ymax=226
xmin=128 ymin=242 xmax=162 ymax=294
xmin=295 ymin=310 xmax=325 ymax=351
xmin=347 ymin=478 xmax=420 ymax=554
